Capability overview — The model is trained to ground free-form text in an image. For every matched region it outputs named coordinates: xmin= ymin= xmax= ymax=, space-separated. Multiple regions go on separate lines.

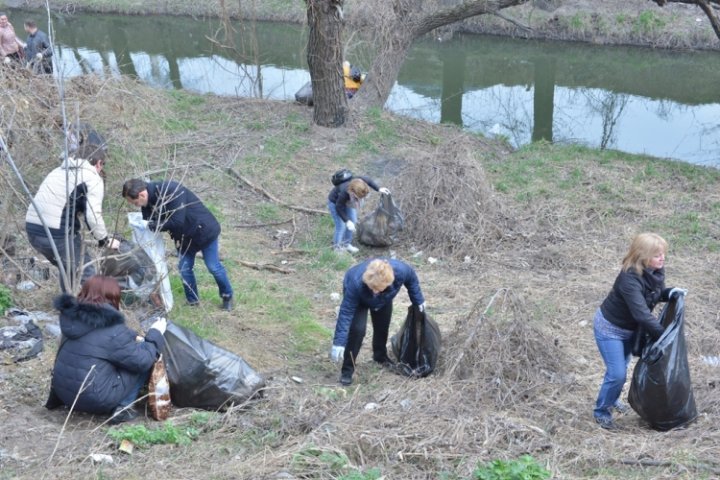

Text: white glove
xmin=108 ymin=238 xmax=121 ymax=250
xmin=379 ymin=187 xmax=391 ymax=195
xmin=669 ymin=288 xmax=688 ymax=299
xmin=139 ymin=220 xmax=150 ymax=229
xmin=149 ymin=317 xmax=167 ymax=335
xmin=3 ymin=57 xmax=10 ymax=65
xmin=330 ymin=345 xmax=345 ymax=363
xmin=418 ymin=302 xmax=426 ymax=313
xmin=35 ymin=53 xmax=43 ymax=60
xmin=345 ymin=221 xmax=356 ymax=232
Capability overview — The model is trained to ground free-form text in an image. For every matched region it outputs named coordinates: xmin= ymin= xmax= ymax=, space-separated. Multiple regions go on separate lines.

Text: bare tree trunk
xmin=353 ymin=0 xmax=529 ymax=110
xmin=306 ymin=0 xmax=347 ymax=127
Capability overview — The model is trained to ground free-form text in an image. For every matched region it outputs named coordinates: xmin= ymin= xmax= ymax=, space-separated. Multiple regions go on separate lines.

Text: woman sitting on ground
xmin=592 ymin=232 xmax=686 ymax=430
xmin=47 ymin=275 xmax=167 ymax=424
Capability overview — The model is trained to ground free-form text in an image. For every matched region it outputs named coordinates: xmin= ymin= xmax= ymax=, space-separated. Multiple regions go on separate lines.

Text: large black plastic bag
xmin=101 ymin=238 xmax=157 ymax=299
xmin=357 ymin=193 xmax=404 ymax=247
xmin=390 ymin=305 xmax=442 ymax=377
xmin=628 ymin=295 xmax=697 ymax=431
xmin=162 ymin=322 xmax=265 ymax=410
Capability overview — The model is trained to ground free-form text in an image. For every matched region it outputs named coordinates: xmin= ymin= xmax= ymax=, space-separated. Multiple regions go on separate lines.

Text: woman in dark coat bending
xmin=593 ymin=233 xmax=686 ymax=430
xmin=48 ymin=276 xmax=167 ymax=423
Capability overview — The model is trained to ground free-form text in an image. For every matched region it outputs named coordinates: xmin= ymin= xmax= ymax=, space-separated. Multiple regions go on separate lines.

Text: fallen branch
xmin=272 ymin=248 xmax=312 ymax=255
xmin=224 ymin=167 xmax=328 ymax=215
xmin=493 ymin=11 xmax=533 ymax=32
xmin=235 ymin=219 xmax=293 ymax=229
xmin=238 ymin=260 xmax=294 ymax=274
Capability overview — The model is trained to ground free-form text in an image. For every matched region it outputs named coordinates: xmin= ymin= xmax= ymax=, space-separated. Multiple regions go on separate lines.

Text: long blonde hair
xmin=362 ymin=259 xmax=394 ymax=292
xmin=622 ymin=233 xmax=668 ymax=275
xmin=347 ymin=179 xmax=369 ymax=200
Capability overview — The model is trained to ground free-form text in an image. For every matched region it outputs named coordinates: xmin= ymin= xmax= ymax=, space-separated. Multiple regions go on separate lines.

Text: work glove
xmin=418 ymin=302 xmax=426 ymax=313
xmin=3 ymin=57 xmax=10 ymax=65
xmin=379 ymin=187 xmax=391 ymax=195
xmin=35 ymin=53 xmax=43 ymax=61
xmin=330 ymin=345 xmax=345 ymax=363
xmin=149 ymin=317 xmax=167 ymax=335
xmin=345 ymin=221 xmax=356 ymax=232
xmin=108 ymin=238 xmax=121 ymax=250
xmin=669 ymin=288 xmax=688 ymax=299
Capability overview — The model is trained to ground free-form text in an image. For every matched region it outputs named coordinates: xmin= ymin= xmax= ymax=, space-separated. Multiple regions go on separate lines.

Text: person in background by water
xmin=23 ymin=19 xmax=52 ymax=74
xmin=592 ymin=232 xmax=687 ymax=430
xmin=330 ymin=258 xmax=426 ymax=386
xmin=328 ymin=174 xmax=390 ymax=253
xmin=0 ymin=13 xmax=21 ymax=65
xmin=343 ymin=61 xmax=364 ymax=98
xmin=46 ymin=275 xmax=167 ymax=424
xmin=25 ymin=144 xmax=120 ymax=293
xmin=122 ymin=178 xmax=234 ymax=310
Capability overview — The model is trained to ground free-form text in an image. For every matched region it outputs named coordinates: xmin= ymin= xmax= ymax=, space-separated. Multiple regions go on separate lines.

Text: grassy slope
xmin=1 ymin=78 xmax=720 ymax=479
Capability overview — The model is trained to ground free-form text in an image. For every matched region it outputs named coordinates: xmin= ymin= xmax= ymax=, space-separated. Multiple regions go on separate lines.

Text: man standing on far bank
xmin=24 ymin=19 xmax=52 ymax=74
xmin=122 ymin=178 xmax=234 ymax=310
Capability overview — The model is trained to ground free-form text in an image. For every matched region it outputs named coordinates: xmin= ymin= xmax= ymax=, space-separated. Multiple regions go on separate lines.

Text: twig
xmin=223 ymin=166 xmax=327 ymax=215
xmin=272 ymin=248 xmax=311 ymax=255
xmin=0 ymin=245 xmax=43 ymax=287
xmin=238 ymin=260 xmax=294 ymax=274
xmin=283 ymin=215 xmax=298 ymax=250
xmin=493 ymin=11 xmax=533 ymax=32
xmin=619 ymin=458 xmax=720 ymax=475
xmin=234 ymin=219 xmax=293 ymax=229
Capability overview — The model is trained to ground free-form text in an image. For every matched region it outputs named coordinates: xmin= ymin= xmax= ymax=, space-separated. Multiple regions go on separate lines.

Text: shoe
xmin=187 ymin=301 xmax=200 ymax=307
xmin=595 ymin=416 xmax=616 ymax=430
xmin=614 ymin=402 xmax=631 ymax=415
xmin=345 ymin=244 xmax=359 ymax=254
xmin=339 ymin=372 xmax=353 ymax=386
xmin=333 ymin=246 xmax=349 ymax=254
xmin=222 ymin=296 xmax=234 ymax=311
xmin=373 ymin=355 xmax=394 ymax=367
xmin=110 ymin=406 xmax=138 ymax=425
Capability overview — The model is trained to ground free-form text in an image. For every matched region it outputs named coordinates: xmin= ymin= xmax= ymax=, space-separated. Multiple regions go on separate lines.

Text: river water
xmin=8 ymin=9 xmax=720 ymax=165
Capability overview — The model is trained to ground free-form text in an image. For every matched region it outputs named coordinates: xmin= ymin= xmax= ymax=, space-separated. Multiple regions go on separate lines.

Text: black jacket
xmin=25 ymin=29 xmax=53 ymax=60
xmin=327 ymin=175 xmax=379 ymax=222
xmin=600 ymin=268 xmax=671 ymax=339
xmin=50 ymin=294 xmax=164 ymax=414
xmin=142 ymin=181 xmax=220 ymax=252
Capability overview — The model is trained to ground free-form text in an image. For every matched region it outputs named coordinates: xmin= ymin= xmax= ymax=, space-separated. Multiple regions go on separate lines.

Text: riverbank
xmin=2 ymin=72 xmax=720 ymax=479
xmin=6 ymin=0 xmax=720 ymax=50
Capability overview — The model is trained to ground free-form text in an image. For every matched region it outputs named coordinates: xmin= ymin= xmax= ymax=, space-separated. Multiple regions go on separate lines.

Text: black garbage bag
xmin=390 ymin=305 xmax=442 ymax=377
xmin=0 ymin=321 xmax=44 ymax=362
xmin=295 ymin=81 xmax=313 ymax=106
xmin=162 ymin=322 xmax=265 ymax=410
xmin=357 ymin=193 xmax=404 ymax=247
xmin=101 ymin=238 xmax=157 ymax=300
xmin=628 ymin=295 xmax=697 ymax=431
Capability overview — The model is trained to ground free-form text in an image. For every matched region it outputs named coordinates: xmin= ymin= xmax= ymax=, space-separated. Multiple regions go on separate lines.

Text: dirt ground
xmin=1 ymin=72 xmax=720 ymax=479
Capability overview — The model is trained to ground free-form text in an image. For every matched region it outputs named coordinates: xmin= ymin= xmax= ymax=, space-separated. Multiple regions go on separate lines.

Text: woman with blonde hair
xmin=327 ymin=172 xmax=390 ymax=253
xmin=330 ymin=258 xmax=426 ymax=385
xmin=592 ymin=233 xmax=686 ymax=430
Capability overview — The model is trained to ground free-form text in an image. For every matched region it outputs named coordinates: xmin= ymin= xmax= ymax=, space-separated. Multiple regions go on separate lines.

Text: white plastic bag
xmin=128 ymin=212 xmax=173 ymax=312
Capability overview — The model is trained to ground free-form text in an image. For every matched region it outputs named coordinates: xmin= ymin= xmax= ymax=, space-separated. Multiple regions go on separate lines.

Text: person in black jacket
xmin=592 ymin=233 xmax=687 ymax=430
xmin=23 ymin=19 xmax=52 ymax=74
xmin=328 ymin=175 xmax=389 ymax=253
xmin=330 ymin=258 xmax=425 ymax=386
xmin=48 ymin=275 xmax=166 ymax=424
xmin=122 ymin=178 xmax=234 ymax=310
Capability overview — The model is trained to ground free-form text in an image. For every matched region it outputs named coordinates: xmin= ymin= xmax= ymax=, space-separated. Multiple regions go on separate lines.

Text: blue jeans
xmin=594 ymin=315 xmax=634 ymax=420
xmin=178 ymin=238 xmax=233 ymax=304
xmin=328 ymin=201 xmax=357 ymax=248
xmin=117 ymin=370 xmax=150 ymax=408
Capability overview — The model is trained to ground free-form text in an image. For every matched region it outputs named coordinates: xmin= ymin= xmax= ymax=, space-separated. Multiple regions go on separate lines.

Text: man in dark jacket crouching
xmin=48 ymin=276 xmax=166 ymax=424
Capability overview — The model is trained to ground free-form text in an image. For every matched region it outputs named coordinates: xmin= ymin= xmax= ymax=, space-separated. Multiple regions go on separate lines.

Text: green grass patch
xmin=255 ymin=203 xmax=283 ymax=222
xmin=352 ymin=107 xmax=399 ymax=154
xmin=0 ymin=285 xmax=12 ymax=316
xmin=633 ymin=10 xmax=667 ymax=34
xmin=169 ymin=275 xmax=221 ymax=338
xmin=473 ymin=455 xmax=550 ymax=480
xmin=108 ymin=421 xmax=200 ymax=448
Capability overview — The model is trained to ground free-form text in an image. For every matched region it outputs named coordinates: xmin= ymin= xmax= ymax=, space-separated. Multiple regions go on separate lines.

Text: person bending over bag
xmin=592 ymin=233 xmax=687 ymax=430
xmin=330 ymin=258 xmax=425 ymax=386
xmin=46 ymin=275 xmax=167 ymax=424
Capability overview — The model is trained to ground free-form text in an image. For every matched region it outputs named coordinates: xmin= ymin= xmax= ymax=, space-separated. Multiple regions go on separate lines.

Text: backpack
xmin=331 ymin=169 xmax=353 ymax=186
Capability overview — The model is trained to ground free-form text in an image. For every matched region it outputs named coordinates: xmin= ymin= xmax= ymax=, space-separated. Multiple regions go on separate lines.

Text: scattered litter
xmin=44 ymin=324 xmax=62 ymax=338
xmin=291 ymin=376 xmax=303 ymax=384
xmin=118 ymin=440 xmax=134 ymax=455
xmin=0 ymin=321 xmax=44 ymax=362
xmin=412 ymin=251 xmax=423 ymax=258
xmin=464 ymin=256 xmax=472 ymax=264
xmin=7 ymin=308 xmax=57 ymax=325
xmin=90 ymin=453 xmax=114 ymax=465
xmin=281 ymin=260 xmax=288 ymax=265
xmin=15 ymin=280 xmax=36 ymax=291
xmin=702 ymin=356 xmax=720 ymax=367
xmin=696 ymin=17 xmax=702 ymax=22
xmin=364 ymin=402 xmax=380 ymax=411
xmin=578 ymin=320 xmax=588 ymax=327
xmin=330 ymin=292 xmax=341 ymax=302
xmin=400 ymin=399 xmax=412 ymax=410
xmin=427 ymin=257 xmax=438 ymax=264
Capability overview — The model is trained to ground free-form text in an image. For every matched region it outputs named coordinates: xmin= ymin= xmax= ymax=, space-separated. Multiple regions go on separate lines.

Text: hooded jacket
xmin=333 ymin=258 xmax=424 ymax=347
xmin=327 ymin=175 xmax=380 ymax=223
xmin=141 ymin=181 xmax=220 ymax=252
xmin=600 ymin=268 xmax=671 ymax=339
xmin=25 ymin=156 xmax=109 ymax=245
xmin=50 ymin=294 xmax=164 ymax=414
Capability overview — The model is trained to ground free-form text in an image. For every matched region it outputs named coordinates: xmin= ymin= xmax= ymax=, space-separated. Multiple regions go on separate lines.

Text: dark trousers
xmin=341 ymin=301 xmax=393 ymax=376
xmin=26 ymin=228 xmax=94 ymax=293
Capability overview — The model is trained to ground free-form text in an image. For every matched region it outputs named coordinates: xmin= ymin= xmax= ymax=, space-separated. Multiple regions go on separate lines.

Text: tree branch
xmin=414 ymin=0 xmax=530 ymax=38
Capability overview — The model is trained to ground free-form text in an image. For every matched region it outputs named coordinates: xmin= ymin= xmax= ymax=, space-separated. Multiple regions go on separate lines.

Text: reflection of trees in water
xmin=469 ymin=86 xmax=532 ymax=147
xmin=582 ymin=90 xmax=629 ymax=150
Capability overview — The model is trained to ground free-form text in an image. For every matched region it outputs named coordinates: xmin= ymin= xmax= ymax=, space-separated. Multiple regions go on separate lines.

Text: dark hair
xmin=122 ymin=178 xmax=148 ymax=199
xmin=0 ymin=13 xmax=8 ymax=18
xmin=78 ymin=275 xmax=121 ymax=310
xmin=73 ymin=143 xmax=106 ymax=166
xmin=24 ymin=19 xmax=37 ymax=29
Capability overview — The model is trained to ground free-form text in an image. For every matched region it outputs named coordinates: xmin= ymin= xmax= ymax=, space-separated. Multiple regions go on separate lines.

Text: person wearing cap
xmin=330 ymin=258 xmax=426 ymax=386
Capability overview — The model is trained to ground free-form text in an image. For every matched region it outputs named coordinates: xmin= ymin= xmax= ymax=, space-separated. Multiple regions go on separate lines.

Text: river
xmin=7 ymin=9 xmax=720 ymax=165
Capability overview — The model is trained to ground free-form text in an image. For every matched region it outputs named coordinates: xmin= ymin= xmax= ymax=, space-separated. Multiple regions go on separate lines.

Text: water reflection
xmin=13 ymin=10 xmax=720 ymax=165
